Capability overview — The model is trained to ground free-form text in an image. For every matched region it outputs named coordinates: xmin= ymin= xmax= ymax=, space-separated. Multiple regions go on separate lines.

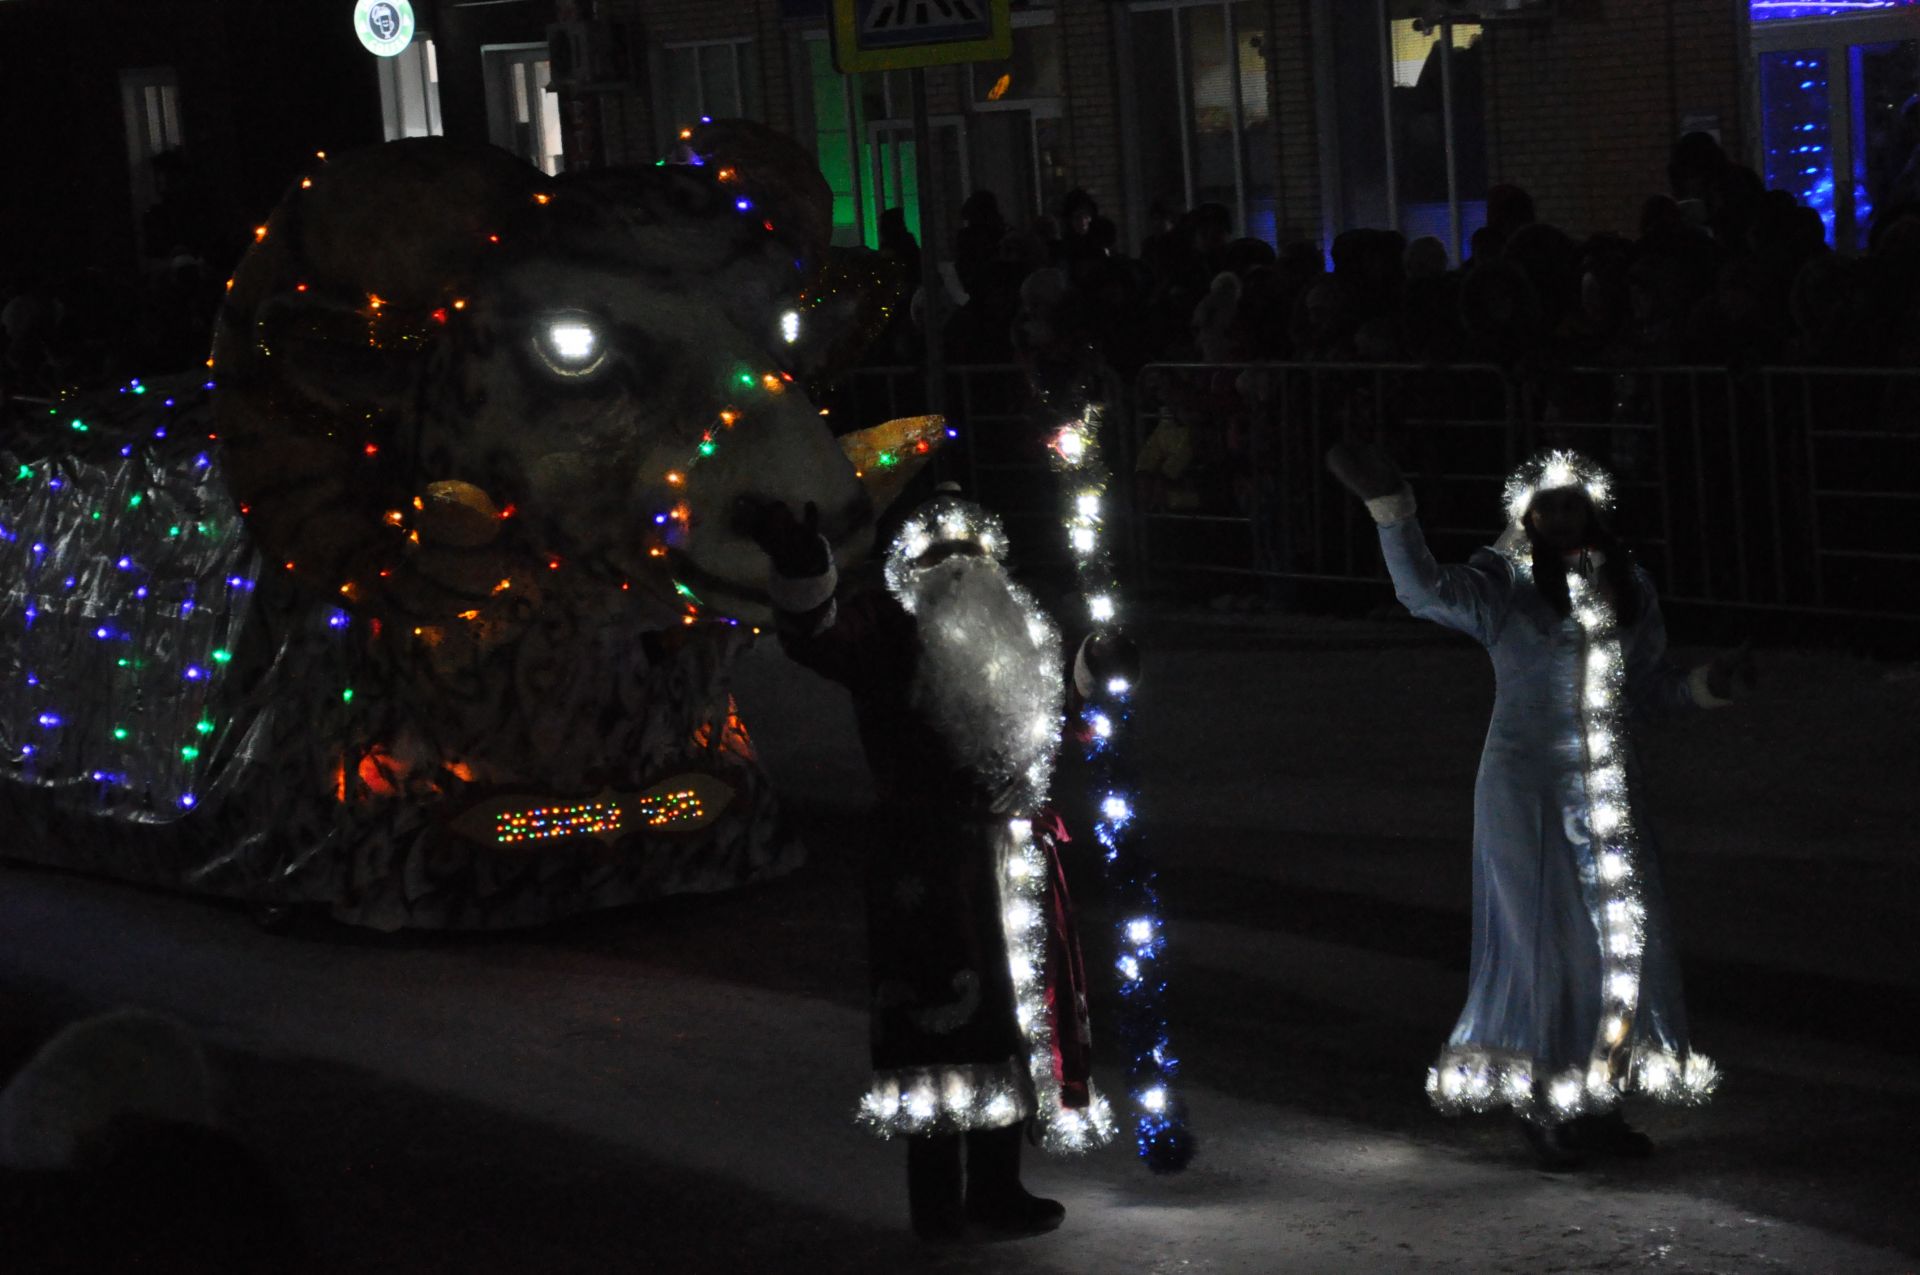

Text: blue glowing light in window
xmin=1759 ymin=49 xmax=1837 ymax=241
xmin=1752 ymin=0 xmax=1916 ymax=18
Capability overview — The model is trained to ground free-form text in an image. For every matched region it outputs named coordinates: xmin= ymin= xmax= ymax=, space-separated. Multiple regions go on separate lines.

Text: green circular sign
xmin=354 ymin=0 xmax=415 ymax=58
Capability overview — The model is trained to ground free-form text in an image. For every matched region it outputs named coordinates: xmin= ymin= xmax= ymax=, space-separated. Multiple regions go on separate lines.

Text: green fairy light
xmin=70 ymin=419 xmax=87 ymax=432
xmin=116 ymin=658 xmax=129 ymax=668
xmin=698 ymin=440 xmax=717 ymax=457
xmin=91 ymin=511 xmax=101 ymax=520
xmin=129 ymin=493 xmax=144 ymax=508
xmin=736 ymin=370 xmax=754 ymax=387
xmin=195 ymin=719 xmax=214 ymax=734
xmin=210 ymin=649 xmax=232 ymax=664
xmin=180 ymin=746 xmax=200 ymax=761
xmin=168 ymin=525 xmax=181 ymax=537
xmin=15 ymin=464 xmax=30 ymax=481
xmin=341 ymin=688 xmax=355 ymax=703
xmin=877 ymin=452 xmax=898 ymax=468
xmin=113 ymin=727 xmax=129 ymax=741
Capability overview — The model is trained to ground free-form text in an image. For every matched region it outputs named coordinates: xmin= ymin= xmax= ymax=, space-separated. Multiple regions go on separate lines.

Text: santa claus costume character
xmin=746 ymin=490 xmax=1112 ymax=1239
xmin=1328 ymin=443 xmax=1754 ymax=1169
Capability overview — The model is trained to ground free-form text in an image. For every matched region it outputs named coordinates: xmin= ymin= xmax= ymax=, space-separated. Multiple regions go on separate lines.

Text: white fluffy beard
xmin=905 ymin=555 xmax=1064 ymax=813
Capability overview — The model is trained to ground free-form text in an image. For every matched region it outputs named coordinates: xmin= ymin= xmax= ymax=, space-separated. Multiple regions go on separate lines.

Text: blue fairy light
xmin=1047 ymin=402 xmax=1195 ymax=1174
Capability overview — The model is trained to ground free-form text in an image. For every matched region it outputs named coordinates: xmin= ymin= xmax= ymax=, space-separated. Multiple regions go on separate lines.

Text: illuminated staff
xmin=1049 ymin=409 xmax=1195 ymax=1173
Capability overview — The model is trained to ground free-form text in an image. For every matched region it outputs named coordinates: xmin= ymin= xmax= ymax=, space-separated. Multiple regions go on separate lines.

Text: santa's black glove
xmin=739 ymin=497 xmax=831 ymax=578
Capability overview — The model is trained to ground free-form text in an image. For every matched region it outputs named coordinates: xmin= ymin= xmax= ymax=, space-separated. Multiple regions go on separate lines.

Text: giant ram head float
xmin=0 ymin=123 xmax=939 ymax=929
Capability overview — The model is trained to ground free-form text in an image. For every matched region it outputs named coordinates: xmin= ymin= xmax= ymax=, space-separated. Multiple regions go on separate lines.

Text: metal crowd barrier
xmin=821 ymin=360 xmax=1920 ymax=620
xmin=1125 ymin=361 xmax=1920 ymax=621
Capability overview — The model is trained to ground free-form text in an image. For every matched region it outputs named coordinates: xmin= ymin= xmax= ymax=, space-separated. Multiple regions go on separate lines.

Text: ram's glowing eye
xmin=535 ymin=317 xmax=607 ymax=375
xmin=549 ymin=323 xmax=596 ymax=361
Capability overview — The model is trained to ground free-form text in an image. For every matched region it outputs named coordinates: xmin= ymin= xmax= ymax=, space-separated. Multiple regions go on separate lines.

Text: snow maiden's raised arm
xmin=1327 ymin=443 xmax=1511 ymax=646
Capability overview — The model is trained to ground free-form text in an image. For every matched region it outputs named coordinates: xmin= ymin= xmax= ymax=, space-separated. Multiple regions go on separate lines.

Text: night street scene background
xmin=2 ymin=1 xmax=1918 ymax=1272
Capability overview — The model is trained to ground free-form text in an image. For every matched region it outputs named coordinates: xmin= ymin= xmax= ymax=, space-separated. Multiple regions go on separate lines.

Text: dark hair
xmin=1527 ymin=514 xmax=1643 ymax=628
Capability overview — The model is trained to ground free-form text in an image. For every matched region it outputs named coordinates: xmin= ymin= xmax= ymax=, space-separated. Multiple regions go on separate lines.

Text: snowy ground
xmin=2 ymin=607 xmax=1916 ymax=1273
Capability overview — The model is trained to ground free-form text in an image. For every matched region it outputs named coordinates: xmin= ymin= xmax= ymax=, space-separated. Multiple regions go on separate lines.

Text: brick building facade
xmin=6 ymin=0 xmax=1912 ymax=291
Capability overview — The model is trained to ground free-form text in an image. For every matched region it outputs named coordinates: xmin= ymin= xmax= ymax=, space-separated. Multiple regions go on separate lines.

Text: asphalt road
xmin=3 ymin=612 xmax=1915 ymax=1273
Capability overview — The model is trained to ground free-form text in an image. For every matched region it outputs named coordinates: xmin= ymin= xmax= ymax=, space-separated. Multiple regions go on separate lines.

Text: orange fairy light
xmin=717 ymin=168 xmax=736 ymax=182
xmin=760 ymin=373 xmax=783 ymax=393
xmin=452 ymin=299 xmax=467 ymax=310
xmin=254 ymin=225 xmax=269 ymax=241
xmin=383 ymin=510 xmax=405 ymax=526
xmin=534 ymin=193 xmax=551 ymax=205
xmin=679 ymin=128 xmax=693 ymax=140
xmin=368 ymin=294 xmax=385 ymax=310
xmin=665 ymin=471 xmax=685 ymax=487
xmin=296 ymin=282 xmax=309 ymax=292
xmin=364 ymin=443 xmax=379 ymax=456
xmin=719 ymin=408 xmax=739 ymax=426
xmin=300 ymin=178 xmax=313 ymax=189
xmin=225 ymin=278 xmax=234 ymax=292
xmin=493 ymin=579 xmax=512 ymax=594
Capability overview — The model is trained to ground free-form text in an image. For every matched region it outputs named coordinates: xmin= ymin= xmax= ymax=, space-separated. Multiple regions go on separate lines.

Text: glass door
xmin=482 ymin=44 xmax=565 ymax=176
xmin=1754 ymin=12 xmax=1920 ymax=248
xmin=864 ymin=117 xmax=969 ymax=251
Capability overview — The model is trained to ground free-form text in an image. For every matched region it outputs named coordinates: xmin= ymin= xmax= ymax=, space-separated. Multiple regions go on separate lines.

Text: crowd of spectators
xmin=893 ymin=130 xmax=1920 ymax=382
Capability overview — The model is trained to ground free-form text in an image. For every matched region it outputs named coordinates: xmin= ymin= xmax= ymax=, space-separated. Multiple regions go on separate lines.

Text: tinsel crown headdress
xmin=1503 ymin=448 xmax=1615 ymax=530
xmin=883 ymin=495 xmax=1008 ymax=609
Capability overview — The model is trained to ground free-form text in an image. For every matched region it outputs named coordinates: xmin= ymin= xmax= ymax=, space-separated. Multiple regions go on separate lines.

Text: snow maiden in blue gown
xmin=1329 ymin=444 xmax=1748 ymax=1166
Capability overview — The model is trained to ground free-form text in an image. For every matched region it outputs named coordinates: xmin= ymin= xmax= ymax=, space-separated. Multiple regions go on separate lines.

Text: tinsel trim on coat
xmin=855 ymin=1059 xmax=1034 ymax=1137
xmin=1426 ymin=1044 xmax=1720 ymax=1123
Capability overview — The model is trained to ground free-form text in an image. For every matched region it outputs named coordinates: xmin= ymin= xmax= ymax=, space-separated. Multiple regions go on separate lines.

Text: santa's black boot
xmin=964 ymin=1124 xmax=1065 ymax=1236
xmin=907 ymin=1134 xmax=965 ymax=1241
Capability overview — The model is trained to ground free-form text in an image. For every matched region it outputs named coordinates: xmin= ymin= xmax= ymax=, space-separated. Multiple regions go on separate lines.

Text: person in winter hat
xmin=1327 ymin=441 xmax=1754 ymax=1169
xmin=744 ymin=486 xmax=1111 ymax=1239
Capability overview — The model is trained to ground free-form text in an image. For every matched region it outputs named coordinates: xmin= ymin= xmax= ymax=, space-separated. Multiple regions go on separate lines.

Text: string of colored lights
xmin=1426 ymin=452 xmax=1719 ymax=1118
xmin=1049 ymin=408 xmax=1195 ymax=1173
xmin=4 ymin=379 xmax=262 ymax=820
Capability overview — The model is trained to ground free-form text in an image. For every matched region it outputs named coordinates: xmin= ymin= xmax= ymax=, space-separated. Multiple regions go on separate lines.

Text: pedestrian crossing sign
xmin=830 ymin=0 xmax=1012 ymax=72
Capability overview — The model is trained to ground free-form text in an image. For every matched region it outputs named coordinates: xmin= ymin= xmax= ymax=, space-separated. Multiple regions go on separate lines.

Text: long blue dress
xmin=1376 ymin=512 xmax=1719 ymax=1121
